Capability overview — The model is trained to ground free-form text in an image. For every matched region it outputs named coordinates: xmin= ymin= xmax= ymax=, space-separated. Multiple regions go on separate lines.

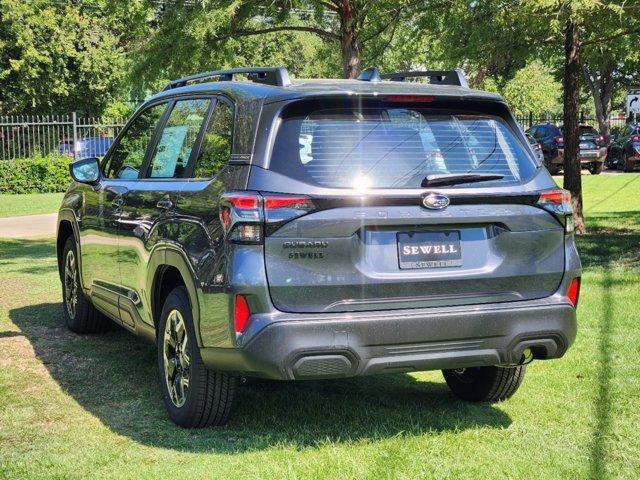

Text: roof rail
xmin=381 ymin=69 xmax=468 ymax=88
xmin=163 ymin=67 xmax=291 ymax=91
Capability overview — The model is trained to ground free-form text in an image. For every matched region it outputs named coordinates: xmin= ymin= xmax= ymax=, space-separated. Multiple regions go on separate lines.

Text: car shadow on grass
xmin=10 ymin=301 xmax=512 ymax=452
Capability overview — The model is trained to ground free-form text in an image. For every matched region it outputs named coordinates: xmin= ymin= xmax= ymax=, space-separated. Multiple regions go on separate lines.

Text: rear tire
xmin=442 ymin=365 xmax=526 ymax=402
xmin=623 ymin=154 xmax=634 ymax=172
xmin=61 ymin=236 xmax=110 ymax=333
xmin=157 ymin=286 xmax=238 ymax=427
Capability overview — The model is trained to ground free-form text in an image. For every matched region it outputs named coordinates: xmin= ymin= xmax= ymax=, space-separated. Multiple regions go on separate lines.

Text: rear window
xmin=270 ymin=104 xmax=537 ymax=188
xmin=579 ymin=126 xmax=599 ymax=136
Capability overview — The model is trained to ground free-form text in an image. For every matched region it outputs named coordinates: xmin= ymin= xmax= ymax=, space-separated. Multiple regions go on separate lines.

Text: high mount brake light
xmin=567 ymin=277 xmax=581 ymax=307
xmin=383 ymin=95 xmax=435 ymax=102
xmin=537 ymin=189 xmax=574 ymax=233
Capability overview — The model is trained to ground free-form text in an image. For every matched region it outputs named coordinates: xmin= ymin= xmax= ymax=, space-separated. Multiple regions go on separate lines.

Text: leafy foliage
xmin=0 ymin=155 xmax=71 ymax=193
xmin=503 ymin=61 xmax=563 ymax=116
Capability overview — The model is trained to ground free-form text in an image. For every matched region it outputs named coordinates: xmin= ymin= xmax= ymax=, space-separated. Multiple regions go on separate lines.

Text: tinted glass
xmin=579 ymin=126 xmax=599 ymax=136
xmin=148 ymin=99 xmax=210 ymax=178
xmin=104 ymin=104 xmax=166 ymax=179
xmin=193 ymin=100 xmax=233 ymax=179
xmin=270 ymin=105 xmax=536 ymax=188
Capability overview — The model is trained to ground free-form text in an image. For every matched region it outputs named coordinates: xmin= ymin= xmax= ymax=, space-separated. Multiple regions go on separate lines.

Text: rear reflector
xmin=234 ymin=294 xmax=250 ymax=333
xmin=567 ymin=277 xmax=580 ymax=307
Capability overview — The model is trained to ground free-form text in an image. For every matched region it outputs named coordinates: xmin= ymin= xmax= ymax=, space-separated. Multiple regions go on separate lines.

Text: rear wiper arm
xmin=421 ymin=173 xmax=504 ymax=187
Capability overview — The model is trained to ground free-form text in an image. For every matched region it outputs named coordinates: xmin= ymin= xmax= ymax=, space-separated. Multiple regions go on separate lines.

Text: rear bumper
xmin=550 ymin=148 xmax=604 ymax=165
xmin=200 ymin=296 xmax=577 ymax=380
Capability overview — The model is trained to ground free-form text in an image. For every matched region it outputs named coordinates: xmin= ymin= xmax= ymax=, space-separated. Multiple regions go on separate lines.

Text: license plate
xmin=397 ymin=231 xmax=462 ymax=269
xmin=580 ymin=142 xmax=592 ymax=149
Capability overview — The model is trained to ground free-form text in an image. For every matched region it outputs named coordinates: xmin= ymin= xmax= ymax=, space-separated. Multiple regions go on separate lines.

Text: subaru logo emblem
xmin=422 ymin=193 xmax=450 ymax=210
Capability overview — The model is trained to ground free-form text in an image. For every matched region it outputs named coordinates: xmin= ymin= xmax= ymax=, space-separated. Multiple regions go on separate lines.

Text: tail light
xmin=554 ymin=136 xmax=564 ymax=146
xmin=567 ymin=277 xmax=581 ymax=307
xmin=534 ymin=143 xmax=542 ymax=151
xmin=220 ymin=192 xmax=315 ymax=243
xmin=220 ymin=193 xmax=262 ymax=243
xmin=631 ymin=135 xmax=640 ymax=142
xmin=234 ymin=294 xmax=250 ymax=333
xmin=595 ymin=135 xmax=604 ymax=145
xmin=537 ymin=189 xmax=574 ymax=233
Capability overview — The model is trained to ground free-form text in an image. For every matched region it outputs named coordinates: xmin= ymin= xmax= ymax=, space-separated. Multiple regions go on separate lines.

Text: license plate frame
xmin=397 ymin=230 xmax=462 ymax=269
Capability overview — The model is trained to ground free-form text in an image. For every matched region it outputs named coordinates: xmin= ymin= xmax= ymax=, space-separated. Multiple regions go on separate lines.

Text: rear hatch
xmin=255 ymin=97 xmax=565 ymax=313
xmin=573 ymin=125 xmax=602 ymax=155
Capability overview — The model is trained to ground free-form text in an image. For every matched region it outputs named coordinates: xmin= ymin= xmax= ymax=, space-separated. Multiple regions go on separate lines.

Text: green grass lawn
xmin=0 ymin=192 xmax=64 ymax=218
xmin=1 ymin=175 xmax=639 ymax=479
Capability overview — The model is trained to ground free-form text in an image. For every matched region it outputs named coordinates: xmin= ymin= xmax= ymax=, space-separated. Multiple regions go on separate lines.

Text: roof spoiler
xmin=163 ymin=67 xmax=291 ymax=90
xmin=380 ymin=69 xmax=468 ymax=88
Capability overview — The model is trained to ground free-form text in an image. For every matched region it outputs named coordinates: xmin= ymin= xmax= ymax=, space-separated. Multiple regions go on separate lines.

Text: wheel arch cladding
xmin=150 ymin=248 xmax=201 ymax=344
xmin=56 ymin=219 xmax=75 ymax=281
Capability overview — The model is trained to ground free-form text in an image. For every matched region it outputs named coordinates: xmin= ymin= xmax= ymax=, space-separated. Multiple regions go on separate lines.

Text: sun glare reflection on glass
xmin=352 ymin=174 xmax=371 ymax=194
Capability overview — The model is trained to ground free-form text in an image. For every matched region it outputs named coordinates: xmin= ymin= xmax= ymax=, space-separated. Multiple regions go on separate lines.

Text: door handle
xmin=156 ymin=199 xmax=174 ymax=210
xmin=106 ymin=186 xmax=129 ymax=196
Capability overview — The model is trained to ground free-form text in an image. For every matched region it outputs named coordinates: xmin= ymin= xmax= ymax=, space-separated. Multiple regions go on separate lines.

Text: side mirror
xmin=69 ymin=157 xmax=101 ymax=184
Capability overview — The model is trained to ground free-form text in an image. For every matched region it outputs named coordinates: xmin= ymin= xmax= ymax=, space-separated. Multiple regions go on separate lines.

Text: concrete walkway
xmin=0 ymin=213 xmax=57 ymax=238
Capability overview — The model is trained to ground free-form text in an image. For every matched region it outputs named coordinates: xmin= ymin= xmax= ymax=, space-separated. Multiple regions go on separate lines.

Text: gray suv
xmin=57 ymin=67 xmax=581 ymax=427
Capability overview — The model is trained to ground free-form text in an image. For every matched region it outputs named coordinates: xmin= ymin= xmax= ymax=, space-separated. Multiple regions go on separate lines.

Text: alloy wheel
xmin=163 ymin=309 xmax=191 ymax=408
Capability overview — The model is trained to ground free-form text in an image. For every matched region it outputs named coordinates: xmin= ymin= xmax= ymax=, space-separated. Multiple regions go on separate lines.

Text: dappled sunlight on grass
xmin=1 ymin=175 xmax=640 ymax=478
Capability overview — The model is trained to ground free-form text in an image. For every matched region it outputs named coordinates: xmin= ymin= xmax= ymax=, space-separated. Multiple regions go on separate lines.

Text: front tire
xmin=157 ymin=286 xmax=238 ymax=427
xmin=61 ymin=236 xmax=110 ymax=333
xmin=589 ymin=162 xmax=603 ymax=175
xmin=442 ymin=365 xmax=526 ymax=402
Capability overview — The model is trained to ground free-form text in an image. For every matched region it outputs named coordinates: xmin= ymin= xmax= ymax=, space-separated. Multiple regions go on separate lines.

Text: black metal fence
xmin=0 ymin=114 xmax=126 ymax=160
xmin=514 ymin=112 xmax=630 ymax=131
xmin=0 ymin=111 xmax=634 ymax=161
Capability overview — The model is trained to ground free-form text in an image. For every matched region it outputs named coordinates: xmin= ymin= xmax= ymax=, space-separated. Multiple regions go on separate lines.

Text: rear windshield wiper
xmin=421 ymin=173 xmax=504 ymax=187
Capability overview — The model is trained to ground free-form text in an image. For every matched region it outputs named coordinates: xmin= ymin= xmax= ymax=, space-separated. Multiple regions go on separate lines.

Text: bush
xmin=0 ymin=155 xmax=72 ymax=194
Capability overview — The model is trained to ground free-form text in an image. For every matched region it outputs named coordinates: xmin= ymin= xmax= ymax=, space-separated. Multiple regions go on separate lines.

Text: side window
xmin=104 ymin=103 xmax=166 ymax=179
xmin=193 ymin=100 xmax=233 ymax=179
xmin=147 ymin=98 xmax=211 ymax=178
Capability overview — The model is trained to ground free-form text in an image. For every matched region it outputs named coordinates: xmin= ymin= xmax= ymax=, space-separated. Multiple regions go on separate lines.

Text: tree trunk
xmin=338 ymin=0 xmax=360 ymax=78
xmin=583 ymin=61 xmax=614 ymax=140
xmin=563 ymin=20 xmax=586 ymax=234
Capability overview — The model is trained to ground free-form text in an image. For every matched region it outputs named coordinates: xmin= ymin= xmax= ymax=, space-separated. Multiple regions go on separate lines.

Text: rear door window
xmin=147 ymin=98 xmax=211 ymax=178
xmin=192 ymin=100 xmax=234 ymax=179
xmin=269 ymin=104 xmax=536 ymax=188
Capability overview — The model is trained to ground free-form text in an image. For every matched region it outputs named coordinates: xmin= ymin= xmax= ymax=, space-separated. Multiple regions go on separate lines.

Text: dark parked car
xmin=605 ymin=124 xmax=640 ymax=172
xmin=525 ymin=132 xmax=544 ymax=164
xmin=59 ymin=136 xmax=114 ymax=158
xmin=526 ymin=123 xmax=606 ymax=174
xmin=57 ymin=67 xmax=581 ymax=427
